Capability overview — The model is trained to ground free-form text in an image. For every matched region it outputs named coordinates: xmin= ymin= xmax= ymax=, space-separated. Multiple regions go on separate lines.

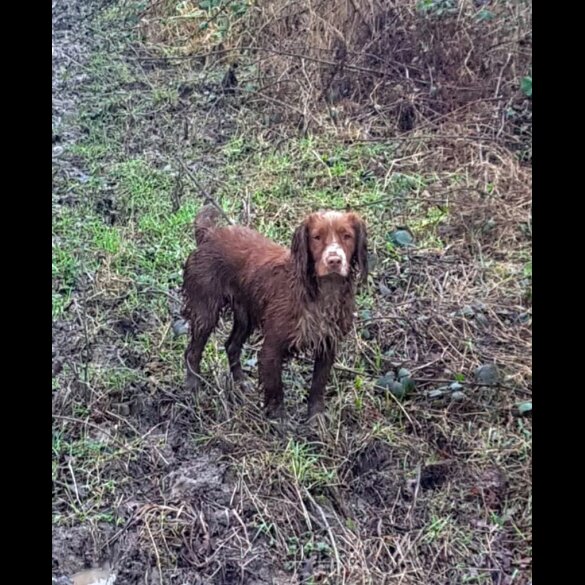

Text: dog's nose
xmin=326 ymin=255 xmax=342 ymax=269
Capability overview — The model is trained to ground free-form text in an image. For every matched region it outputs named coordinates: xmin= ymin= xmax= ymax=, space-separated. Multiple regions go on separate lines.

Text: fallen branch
xmin=175 ymin=157 xmax=234 ymax=225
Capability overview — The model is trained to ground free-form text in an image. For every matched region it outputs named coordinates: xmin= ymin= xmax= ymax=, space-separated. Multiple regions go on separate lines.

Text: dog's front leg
xmin=307 ymin=343 xmax=335 ymax=420
xmin=259 ymin=339 xmax=286 ymax=419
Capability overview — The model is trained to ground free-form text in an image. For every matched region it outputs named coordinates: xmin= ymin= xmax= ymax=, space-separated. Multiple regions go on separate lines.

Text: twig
xmin=175 ymin=158 xmax=234 ymax=225
xmin=243 ymin=89 xmax=320 ymax=127
xmin=494 ymin=52 xmax=513 ymax=99
xmin=329 ymin=361 xmax=531 ymax=395
xmin=67 ymin=458 xmax=83 ymax=510
xmin=406 ymin=464 xmax=422 ymax=528
xmin=144 ymin=514 xmax=163 ymax=582
xmin=131 ymin=45 xmax=427 ymax=82
xmin=410 ymin=377 xmax=531 ymax=395
xmin=52 ymin=415 xmax=138 ymax=453
xmin=341 ymin=186 xmax=495 ymax=210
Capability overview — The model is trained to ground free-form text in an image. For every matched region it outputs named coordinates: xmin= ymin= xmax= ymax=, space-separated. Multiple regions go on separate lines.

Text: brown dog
xmin=181 ymin=206 xmax=368 ymax=419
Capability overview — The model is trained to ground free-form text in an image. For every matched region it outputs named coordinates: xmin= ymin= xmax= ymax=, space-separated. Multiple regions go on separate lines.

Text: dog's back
xmin=191 ymin=206 xmax=288 ymax=279
xmin=184 ymin=207 xmax=289 ymax=316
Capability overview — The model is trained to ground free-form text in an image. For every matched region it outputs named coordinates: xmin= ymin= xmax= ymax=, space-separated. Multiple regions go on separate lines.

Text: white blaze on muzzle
xmin=322 ymin=242 xmax=349 ymax=276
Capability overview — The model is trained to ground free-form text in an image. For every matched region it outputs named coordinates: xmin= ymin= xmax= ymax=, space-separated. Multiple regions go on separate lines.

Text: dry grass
xmin=140 ymin=0 xmax=531 ymax=157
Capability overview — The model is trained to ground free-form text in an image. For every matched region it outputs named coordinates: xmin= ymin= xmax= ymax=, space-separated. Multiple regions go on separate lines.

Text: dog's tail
xmin=194 ymin=204 xmax=221 ymax=245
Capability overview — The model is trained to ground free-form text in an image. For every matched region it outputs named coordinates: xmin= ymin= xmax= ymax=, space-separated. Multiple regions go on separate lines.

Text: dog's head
xmin=292 ymin=210 xmax=368 ymax=295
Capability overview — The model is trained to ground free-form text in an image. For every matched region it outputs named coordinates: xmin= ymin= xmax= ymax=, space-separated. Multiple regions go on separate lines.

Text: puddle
xmin=71 ymin=567 xmax=116 ymax=585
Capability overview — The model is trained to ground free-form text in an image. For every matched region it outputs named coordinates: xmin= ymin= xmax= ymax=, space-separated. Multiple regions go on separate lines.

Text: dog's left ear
xmin=349 ymin=213 xmax=368 ymax=284
xmin=292 ymin=218 xmax=318 ymax=299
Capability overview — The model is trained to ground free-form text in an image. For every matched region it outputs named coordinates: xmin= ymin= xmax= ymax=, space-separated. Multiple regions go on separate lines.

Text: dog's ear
xmin=292 ymin=218 xmax=318 ymax=299
xmin=349 ymin=213 xmax=368 ymax=285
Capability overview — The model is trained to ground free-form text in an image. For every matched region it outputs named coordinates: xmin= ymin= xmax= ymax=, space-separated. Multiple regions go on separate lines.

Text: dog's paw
xmin=306 ymin=406 xmax=331 ymax=430
xmin=266 ymin=407 xmax=294 ymax=438
xmin=266 ymin=403 xmax=285 ymax=421
xmin=185 ymin=372 xmax=200 ymax=392
xmin=237 ymin=377 xmax=254 ymax=393
xmin=307 ymin=400 xmax=326 ymax=421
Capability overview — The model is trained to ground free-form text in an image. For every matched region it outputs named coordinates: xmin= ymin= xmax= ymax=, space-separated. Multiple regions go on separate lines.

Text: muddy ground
xmin=53 ymin=1 xmax=531 ymax=584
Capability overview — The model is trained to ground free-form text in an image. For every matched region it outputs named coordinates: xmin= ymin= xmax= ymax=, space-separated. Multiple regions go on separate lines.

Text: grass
xmin=52 ymin=1 xmax=531 ymax=583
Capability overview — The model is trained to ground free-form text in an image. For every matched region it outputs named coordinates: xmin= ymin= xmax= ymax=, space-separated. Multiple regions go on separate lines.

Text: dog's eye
xmin=343 ymin=233 xmax=353 ymax=240
xmin=313 ymin=235 xmax=321 ymax=241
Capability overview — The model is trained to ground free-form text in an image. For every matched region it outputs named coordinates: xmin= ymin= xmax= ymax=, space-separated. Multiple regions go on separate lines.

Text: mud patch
xmin=467 ymin=465 xmax=508 ymax=511
xmin=95 ymin=195 xmax=119 ymax=225
xmin=53 ymin=525 xmax=114 ymax=577
xmin=419 ymin=462 xmax=453 ymax=491
xmin=345 ymin=438 xmax=409 ymax=516
xmin=112 ymin=312 xmax=149 ymax=337
xmin=167 ymin=452 xmax=230 ymax=503
xmin=349 ymin=437 xmax=395 ymax=477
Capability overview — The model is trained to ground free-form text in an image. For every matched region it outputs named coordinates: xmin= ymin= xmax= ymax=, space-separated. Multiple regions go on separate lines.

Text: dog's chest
xmin=294 ymin=284 xmax=354 ymax=352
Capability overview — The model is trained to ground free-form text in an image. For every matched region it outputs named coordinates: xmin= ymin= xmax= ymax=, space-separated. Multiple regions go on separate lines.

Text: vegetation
xmin=53 ymin=0 xmax=531 ymax=582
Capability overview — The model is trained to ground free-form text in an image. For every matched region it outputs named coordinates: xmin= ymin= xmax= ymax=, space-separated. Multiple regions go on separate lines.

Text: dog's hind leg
xmin=184 ymin=296 xmax=223 ymax=391
xmin=225 ymin=304 xmax=253 ymax=383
